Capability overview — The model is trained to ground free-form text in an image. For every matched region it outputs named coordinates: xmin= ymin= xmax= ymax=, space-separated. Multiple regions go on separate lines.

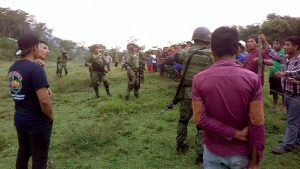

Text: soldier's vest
xmin=91 ymin=54 xmax=105 ymax=72
xmin=61 ymin=54 xmax=68 ymax=63
xmin=127 ymin=53 xmax=139 ymax=71
xmin=182 ymin=47 xmax=213 ymax=87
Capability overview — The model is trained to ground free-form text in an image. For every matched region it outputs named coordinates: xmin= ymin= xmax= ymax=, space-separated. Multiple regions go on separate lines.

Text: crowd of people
xmin=7 ymin=25 xmax=300 ymax=168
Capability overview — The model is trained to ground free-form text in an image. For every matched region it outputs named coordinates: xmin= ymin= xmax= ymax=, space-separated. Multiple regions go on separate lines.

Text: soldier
xmin=138 ymin=47 xmax=145 ymax=83
xmin=85 ymin=44 xmax=112 ymax=98
xmin=176 ymin=27 xmax=214 ymax=165
xmin=125 ymin=43 xmax=140 ymax=100
xmin=57 ymin=49 xmax=69 ymax=77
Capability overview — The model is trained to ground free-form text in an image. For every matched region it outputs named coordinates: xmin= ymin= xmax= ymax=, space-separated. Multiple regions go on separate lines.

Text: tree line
xmin=0 ymin=7 xmax=299 ymax=61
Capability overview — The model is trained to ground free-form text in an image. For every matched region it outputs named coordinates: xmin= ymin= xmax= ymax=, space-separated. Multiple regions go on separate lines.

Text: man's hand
xmin=287 ymin=77 xmax=300 ymax=84
xmin=274 ymin=71 xmax=287 ymax=79
xmin=253 ymin=58 xmax=259 ymax=63
xmin=34 ymin=59 xmax=45 ymax=67
xmin=258 ymin=34 xmax=269 ymax=49
xmin=234 ymin=127 xmax=248 ymax=141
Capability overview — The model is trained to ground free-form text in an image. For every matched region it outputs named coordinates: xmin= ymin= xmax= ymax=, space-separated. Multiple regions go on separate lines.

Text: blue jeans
xmin=203 ymin=145 xmax=249 ymax=169
xmin=283 ymin=95 xmax=300 ymax=149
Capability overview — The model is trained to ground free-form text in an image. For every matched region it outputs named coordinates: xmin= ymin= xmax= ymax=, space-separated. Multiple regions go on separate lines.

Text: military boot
xmin=105 ymin=88 xmax=112 ymax=97
xmin=94 ymin=87 xmax=100 ymax=98
xmin=176 ymin=142 xmax=188 ymax=153
xmin=194 ymin=153 xmax=203 ymax=165
xmin=134 ymin=93 xmax=139 ymax=98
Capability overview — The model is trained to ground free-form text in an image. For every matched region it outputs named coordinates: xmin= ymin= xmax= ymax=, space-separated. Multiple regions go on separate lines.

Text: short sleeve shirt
xmin=8 ymin=60 xmax=52 ymax=133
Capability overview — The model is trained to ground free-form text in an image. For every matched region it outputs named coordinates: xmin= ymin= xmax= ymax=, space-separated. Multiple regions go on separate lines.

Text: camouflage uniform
xmin=85 ymin=51 xmax=112 ymax=98
xmin=125 ymin=45 xmax=140 ymax=100
xmin=57 ymin=51 xmax=68 ymax=77
xmin=176 ymin=27 xmax=213 ymax=164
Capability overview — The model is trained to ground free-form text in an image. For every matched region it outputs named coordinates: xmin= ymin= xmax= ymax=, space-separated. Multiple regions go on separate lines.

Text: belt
xmin=283 ymin=91 xmax=300 ymax=97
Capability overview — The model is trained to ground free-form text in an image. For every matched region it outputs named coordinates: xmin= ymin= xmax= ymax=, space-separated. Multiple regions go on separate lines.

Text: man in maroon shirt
xmin=192 ymin=26 xmax=265 ymax=169
xmin=244 ymin=35 xmax=273 ymax=85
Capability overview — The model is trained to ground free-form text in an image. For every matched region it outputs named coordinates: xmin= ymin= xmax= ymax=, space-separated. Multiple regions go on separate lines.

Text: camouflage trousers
xmin=166 ymin=65 xmax=177 ymax=80
xmin=91 ymin=71 xmax=110 ymax=96
xmin=125 ymin=70 xmax=139 ymax=98
xmin=177 ymin=98 xmax=203 ymax=156
xmin=57 ymin=62 xmax=68 ymax=76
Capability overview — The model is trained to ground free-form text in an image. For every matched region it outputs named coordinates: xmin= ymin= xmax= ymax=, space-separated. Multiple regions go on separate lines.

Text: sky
xmin=1 ymin=0 xmax=300 ymax=50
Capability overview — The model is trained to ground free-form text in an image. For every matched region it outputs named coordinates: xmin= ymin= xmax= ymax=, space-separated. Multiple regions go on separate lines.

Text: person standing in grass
xmin=260 ymin=35 xmax=300 ymax=154
xmin=8 ymin=33 xmax=54 ymax=169
xmin=192 ymin=26 xmax=265 ymax=169
xmin=176 ymin=27 xmax=214 ymax=165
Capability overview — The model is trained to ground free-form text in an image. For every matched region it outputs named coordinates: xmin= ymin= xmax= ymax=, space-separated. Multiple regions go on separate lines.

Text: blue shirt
xmin=8 ymin=60 xmax=52 ymax=133
xmin=236 ymin=53 xmax=246 ymax=64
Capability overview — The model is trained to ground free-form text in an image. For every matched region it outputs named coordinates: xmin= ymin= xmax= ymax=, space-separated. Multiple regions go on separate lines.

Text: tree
xmin=238 ymin=24 xmax=261 ymax=41
xmin=261 ymin=19 xmax=292 ymax=42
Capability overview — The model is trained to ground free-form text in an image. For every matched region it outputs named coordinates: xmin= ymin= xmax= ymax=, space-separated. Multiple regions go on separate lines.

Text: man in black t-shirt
xmin=8 ymin=33 xmax=53 ymax=169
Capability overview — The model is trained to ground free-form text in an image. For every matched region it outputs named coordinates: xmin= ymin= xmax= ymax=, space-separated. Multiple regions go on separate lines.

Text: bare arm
xmin=36 ymin=87 xmax=53 ymax=121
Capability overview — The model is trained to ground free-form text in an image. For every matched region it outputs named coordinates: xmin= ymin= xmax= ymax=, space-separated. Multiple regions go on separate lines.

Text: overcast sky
xmin=1 ymin=0 xmax=299 ymax=50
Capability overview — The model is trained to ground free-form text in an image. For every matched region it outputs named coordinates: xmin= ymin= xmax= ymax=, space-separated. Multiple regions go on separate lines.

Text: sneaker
xmin=272 ymin=144 xmax=291 ymax=154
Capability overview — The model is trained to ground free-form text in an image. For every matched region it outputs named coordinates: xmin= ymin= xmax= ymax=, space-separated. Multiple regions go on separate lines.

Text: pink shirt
xmin=244 ymin=50 xmax=269 ymax=85
xmin=192 ymin=60 xmax=265 ymax=158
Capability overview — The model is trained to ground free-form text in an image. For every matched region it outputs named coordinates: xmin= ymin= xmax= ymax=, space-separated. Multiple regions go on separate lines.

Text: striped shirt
xmin=266 ymin=48 xmax=300 ymax=95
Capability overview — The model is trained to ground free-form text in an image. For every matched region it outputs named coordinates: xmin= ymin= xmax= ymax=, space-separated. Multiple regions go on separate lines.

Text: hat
xmin=238 ymin=40 xmax=246 ymax=48
xmin=16 ymin=33 xmax=39 ymax=56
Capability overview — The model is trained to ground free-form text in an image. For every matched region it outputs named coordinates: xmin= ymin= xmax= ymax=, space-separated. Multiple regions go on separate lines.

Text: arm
xmin=286 ymin=69 xmax=300 ymax=77
xmin=258 ymin=34 xmax=285 ymax=63
xmin=247 ymin=76 xmax=265 ymax=167
xmin=192 ymin=101 xmax=247 ymax=141
xmin=248 ymin=100 xmax=265 ymax=168
xmin=36 ymin=88 xmax=53 ymax=121
xmin=192 ymin=78 xmax=248 ymax=141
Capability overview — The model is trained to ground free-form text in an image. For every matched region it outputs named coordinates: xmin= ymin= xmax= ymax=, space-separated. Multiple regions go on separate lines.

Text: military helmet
xmin=192 ymin=27 xmax=211 ymax=42
xmin=89 ymin=44 xmax=100 ymax=51
xmin=127 ymin=43 xmax=136 ymax=50
xmin=62 ymin=49 xmax=67 ymax=54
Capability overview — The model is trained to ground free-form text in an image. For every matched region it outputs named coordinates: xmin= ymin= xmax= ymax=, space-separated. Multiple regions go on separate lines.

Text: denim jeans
xmin=283 ymin=95 xmax=300 ymax=149
xmin=203 ymin=145 xmax=249 ymax=169
xmin=16 ymin=127 xmax=52 ymax=169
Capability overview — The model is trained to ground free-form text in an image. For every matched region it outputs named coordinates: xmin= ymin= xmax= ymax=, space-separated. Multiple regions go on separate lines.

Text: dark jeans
xmin=16 ymin=127 xmax=52 ymax=169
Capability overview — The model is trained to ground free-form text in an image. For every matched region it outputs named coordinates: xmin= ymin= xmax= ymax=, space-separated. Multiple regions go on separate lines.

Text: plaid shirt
xmin=287 ymin=69 xmax=300 ymax=76
xmin=266 ymin=48 xmax=300 ymax=95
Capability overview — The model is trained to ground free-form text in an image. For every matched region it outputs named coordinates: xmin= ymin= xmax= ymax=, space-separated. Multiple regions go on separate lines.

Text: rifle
xmin=158 ymin=49 xmax=203 ymax=115
xmin=257 ymin=38 xmax=263 ymax=77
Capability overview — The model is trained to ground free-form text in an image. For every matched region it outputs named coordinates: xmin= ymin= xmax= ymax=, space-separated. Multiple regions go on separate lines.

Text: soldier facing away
xmin=125 ymin=43 xmax=140 ymax=100
xmin=176 ymin=27 xmax=214 ymax=165
xmin=57 ymin=50 xmax=69 ymax=77
xmin=85 ymin=44 xmax=112 ymax=98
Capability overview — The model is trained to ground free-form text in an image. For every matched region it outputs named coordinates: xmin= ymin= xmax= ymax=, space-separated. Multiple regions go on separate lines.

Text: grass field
xmin=0 ymin=61 xmax=299 ymax=169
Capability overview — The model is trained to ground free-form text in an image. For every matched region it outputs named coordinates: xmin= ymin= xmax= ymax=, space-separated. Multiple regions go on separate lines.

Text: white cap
xmin=239 ymin=40 xmax=246 ymax=48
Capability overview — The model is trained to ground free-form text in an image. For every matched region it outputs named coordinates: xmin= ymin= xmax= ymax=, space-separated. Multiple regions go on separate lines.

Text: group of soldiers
xmin=58 ymin=27 xmax=218 ymax=165
xmin=84 ymin=43 xmax=145 ymax=99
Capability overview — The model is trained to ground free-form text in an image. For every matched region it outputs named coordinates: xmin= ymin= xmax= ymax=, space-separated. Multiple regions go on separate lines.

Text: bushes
xmin=0 ymin=37 xmax=17 ymax=61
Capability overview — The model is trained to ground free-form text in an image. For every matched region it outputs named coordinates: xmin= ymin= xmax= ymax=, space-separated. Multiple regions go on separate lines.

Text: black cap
xmin=16 ymin=33 xmax=39 ymax=56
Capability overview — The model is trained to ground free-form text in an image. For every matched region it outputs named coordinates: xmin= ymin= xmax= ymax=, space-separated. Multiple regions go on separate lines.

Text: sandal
xmin=272 ymin=145 xmax=290 ymax=154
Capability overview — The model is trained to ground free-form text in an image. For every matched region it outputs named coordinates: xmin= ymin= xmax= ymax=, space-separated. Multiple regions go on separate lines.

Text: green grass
xmin=0 ymin=61 xmax=299 ymax=169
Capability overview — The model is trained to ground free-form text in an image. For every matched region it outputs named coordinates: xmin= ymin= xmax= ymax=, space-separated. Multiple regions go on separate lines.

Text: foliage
xmin=238 ymin=13 xmax=300 ymax=42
